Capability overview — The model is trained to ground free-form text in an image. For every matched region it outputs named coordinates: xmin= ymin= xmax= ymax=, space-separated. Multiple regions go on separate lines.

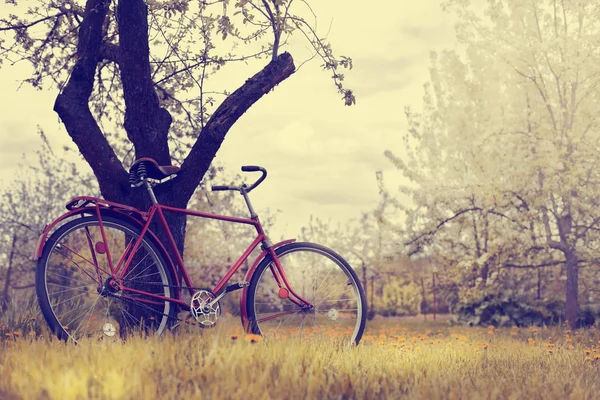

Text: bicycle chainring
xmin=190 ymin=289 xmax=221 ymax=328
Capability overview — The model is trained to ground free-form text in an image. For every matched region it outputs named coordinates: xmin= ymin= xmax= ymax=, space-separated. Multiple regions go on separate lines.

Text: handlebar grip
xmin=211 ymin=185 xmax=230 ymax=191
xmin=241 ymin=166 xmax=261 ymax=172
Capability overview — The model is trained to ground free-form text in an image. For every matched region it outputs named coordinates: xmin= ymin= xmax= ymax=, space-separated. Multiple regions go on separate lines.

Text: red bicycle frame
xmin=33 ymin=195 xmax=311 ymax=329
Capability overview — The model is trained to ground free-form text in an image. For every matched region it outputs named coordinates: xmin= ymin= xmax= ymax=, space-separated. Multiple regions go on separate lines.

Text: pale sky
xmin=0 ymin=0 xmax=458 ymax=238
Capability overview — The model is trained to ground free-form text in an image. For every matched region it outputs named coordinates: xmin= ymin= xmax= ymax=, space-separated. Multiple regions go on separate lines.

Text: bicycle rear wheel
xmin=246 ymin=242 xmax=367 ymax=346
xmin=36 ymin=215 xmax=177 ymax=342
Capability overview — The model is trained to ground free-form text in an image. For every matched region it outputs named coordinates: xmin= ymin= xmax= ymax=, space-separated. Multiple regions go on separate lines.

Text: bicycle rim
xmin=248 ymin=243 xmax=366 ymax=346
xmin=37 ymin=216 xmax=174 ymax=342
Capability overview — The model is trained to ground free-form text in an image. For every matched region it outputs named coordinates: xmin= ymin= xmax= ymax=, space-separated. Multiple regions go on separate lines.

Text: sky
xmin=0 ymin=0 xmax=458 ymax=238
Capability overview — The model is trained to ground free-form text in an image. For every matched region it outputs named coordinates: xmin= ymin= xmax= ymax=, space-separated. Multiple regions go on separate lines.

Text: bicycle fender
xmin=32 ymin=207 xmax=96 ymax=261
xmin=239 ymin=238 xmax=296 ymax=331
xmin=31 ymin=208 xmax=180 ymax=288
xmin=33 ymin=207 xmax=143 ymax=260
xmin=32 ymin=196 xmax=149 ymax=261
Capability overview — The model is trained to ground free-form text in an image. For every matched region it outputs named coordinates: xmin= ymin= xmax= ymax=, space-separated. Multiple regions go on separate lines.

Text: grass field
xmin=2 ymin=315 xmax=600 ymax=399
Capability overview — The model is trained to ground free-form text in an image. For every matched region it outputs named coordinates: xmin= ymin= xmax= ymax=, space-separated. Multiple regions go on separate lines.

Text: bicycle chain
xmin=105 ymin=292 xmax=180 ymax=323
xmin=123 ymin=280 xmax=206 ymax=292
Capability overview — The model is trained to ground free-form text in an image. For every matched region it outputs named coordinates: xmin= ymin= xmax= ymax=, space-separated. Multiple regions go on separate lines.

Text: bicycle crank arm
xmin=207 ymin=282 xmax=249 ymax=308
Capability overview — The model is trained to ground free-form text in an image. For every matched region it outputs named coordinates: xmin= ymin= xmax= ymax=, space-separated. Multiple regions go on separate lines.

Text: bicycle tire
xmin=246 ymin=242 xmax=367 ymax=346
xmin=36 ymin=215 xmax=178 ymax=342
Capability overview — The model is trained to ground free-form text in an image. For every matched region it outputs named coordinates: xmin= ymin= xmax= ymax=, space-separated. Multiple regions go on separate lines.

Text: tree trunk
xmin=0 ymin=233 xmax=17 ymax=313
xmin=117 ymin=0 xmax=172 ymax=164
xmin=564 ymin=248 xmax=579 ymax=329
xmin=362 ymin=263 xmax=367 ymax=299
xmin=481 ymin=263 xmax=489 ymax=285
xmin=420 ymin=277 xmax=428 ymax=316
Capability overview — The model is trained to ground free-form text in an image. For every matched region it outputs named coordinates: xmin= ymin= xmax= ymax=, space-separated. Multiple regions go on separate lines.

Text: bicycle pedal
xmin=224 ymin=282 xmax=250 ymax=293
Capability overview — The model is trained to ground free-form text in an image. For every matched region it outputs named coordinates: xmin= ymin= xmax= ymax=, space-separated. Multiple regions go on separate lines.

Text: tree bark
xmin=117 ymin=0 xmax=172 ymax=163
xmin=564 ymin=248 xmax=579 ymax=329
xmin=362 ymin=263 xmax=367 ymax=301
xmin=420 ymin=277 xmax=428 ymax=316
xmin=0 ymin=233 xmax=17 ymax=313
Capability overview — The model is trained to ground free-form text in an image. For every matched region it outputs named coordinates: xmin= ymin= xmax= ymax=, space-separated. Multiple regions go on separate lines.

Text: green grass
xmin=2 ymin=316 xmax=600 ymax=399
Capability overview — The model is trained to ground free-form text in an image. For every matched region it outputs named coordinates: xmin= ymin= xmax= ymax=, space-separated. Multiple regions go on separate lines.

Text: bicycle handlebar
xmin=211 ymin=166 xmax=267 ymax=193
xmin=243 ymin=166 xmax=267 ymax=192
xmin=211 ymin=185 xmax=233 ymax=192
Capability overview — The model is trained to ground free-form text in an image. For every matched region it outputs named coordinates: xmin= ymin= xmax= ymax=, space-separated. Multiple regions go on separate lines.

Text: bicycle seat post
xmin=144 ymin=180 xmax=159 ymax=205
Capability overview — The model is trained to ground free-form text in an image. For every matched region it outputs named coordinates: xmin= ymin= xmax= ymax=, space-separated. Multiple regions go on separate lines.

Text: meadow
xmin=2 ymin=316 xmax=600 ymax=399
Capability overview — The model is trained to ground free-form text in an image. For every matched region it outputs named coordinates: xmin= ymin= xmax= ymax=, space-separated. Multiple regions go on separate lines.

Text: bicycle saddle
xmin=129 ymin=158 xmax=180 ymax=180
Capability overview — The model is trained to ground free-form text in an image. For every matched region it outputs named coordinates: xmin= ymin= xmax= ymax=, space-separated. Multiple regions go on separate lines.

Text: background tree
xmin=0 ymin=0 xmax=354 ymax=257
xmin=384 ymin=0 xmax=600 ymax=328
xmin=0 ymin=136 xmax=97 ymax=312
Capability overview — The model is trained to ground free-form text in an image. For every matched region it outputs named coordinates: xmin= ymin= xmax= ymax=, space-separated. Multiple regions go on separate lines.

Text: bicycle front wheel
xmin=36 ymin=215 xmax=177 ymax=342
xmin=246 ymin=242 xmax=367 ymax=346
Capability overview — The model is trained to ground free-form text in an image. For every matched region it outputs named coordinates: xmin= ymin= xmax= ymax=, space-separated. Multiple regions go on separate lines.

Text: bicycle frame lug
xmin=261 ymin=238 xmax=273 ymax=250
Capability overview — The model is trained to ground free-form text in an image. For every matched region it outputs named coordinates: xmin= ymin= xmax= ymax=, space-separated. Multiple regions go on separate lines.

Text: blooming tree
xmin=386 ymin=0 xmax=600 ymax=327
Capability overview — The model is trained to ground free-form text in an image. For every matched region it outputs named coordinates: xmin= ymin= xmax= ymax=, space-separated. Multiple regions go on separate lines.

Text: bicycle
xmin=34 ymin=158 xmax=367 ymax=345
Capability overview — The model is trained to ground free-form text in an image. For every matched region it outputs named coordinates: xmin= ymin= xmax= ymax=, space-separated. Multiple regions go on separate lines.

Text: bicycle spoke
xmin=47 ymin=282 xmax=92 ymax=295
xmin=313 ymin=298 xmax=356 ymax=303
xmin=122 ymin=253 xmax=153 ymax=281
xmin=60 ymin=297 xmax=102 ymax=334
xmin=72 ymin=295 xmax=103 ymax=339
xmin=127 ymin=270 xmax=161 ymax=282
xmin=50 ymin=291 xmax=91 ymax=309
xmin=274 ymin=311 xmax=302 ymax=334
xmin=314 ymin=285 xmax=355 ymax=304
xmin=312 ymin=269 xmax=339 ymax=299
xmin=46 ymin=265 xmax=98 ymax=287
xmin=53 ymin=242 xmax=110 ymax=280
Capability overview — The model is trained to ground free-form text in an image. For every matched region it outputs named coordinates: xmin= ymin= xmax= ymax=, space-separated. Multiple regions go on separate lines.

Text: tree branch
xmin=406 ymin=207 xmax=482 ymax=247
xmin=503 ymin=261 xmax=564 ymax=269
xmin=54 ymin=0 xmax=129 ymax=201
xmin=10 ymin=284 xmax=36 ymax=290
xmin=0 ymin=12 xmax=65 ymax=31
xmin=503 ymin=259 xmax=591 ymax=269
xmin=176 ymin=52 xmax=295 ymax=204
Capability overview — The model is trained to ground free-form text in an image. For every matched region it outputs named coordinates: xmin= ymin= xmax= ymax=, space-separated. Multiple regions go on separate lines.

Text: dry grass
xmin=2 ymin=316 xmax=600 ymax=399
